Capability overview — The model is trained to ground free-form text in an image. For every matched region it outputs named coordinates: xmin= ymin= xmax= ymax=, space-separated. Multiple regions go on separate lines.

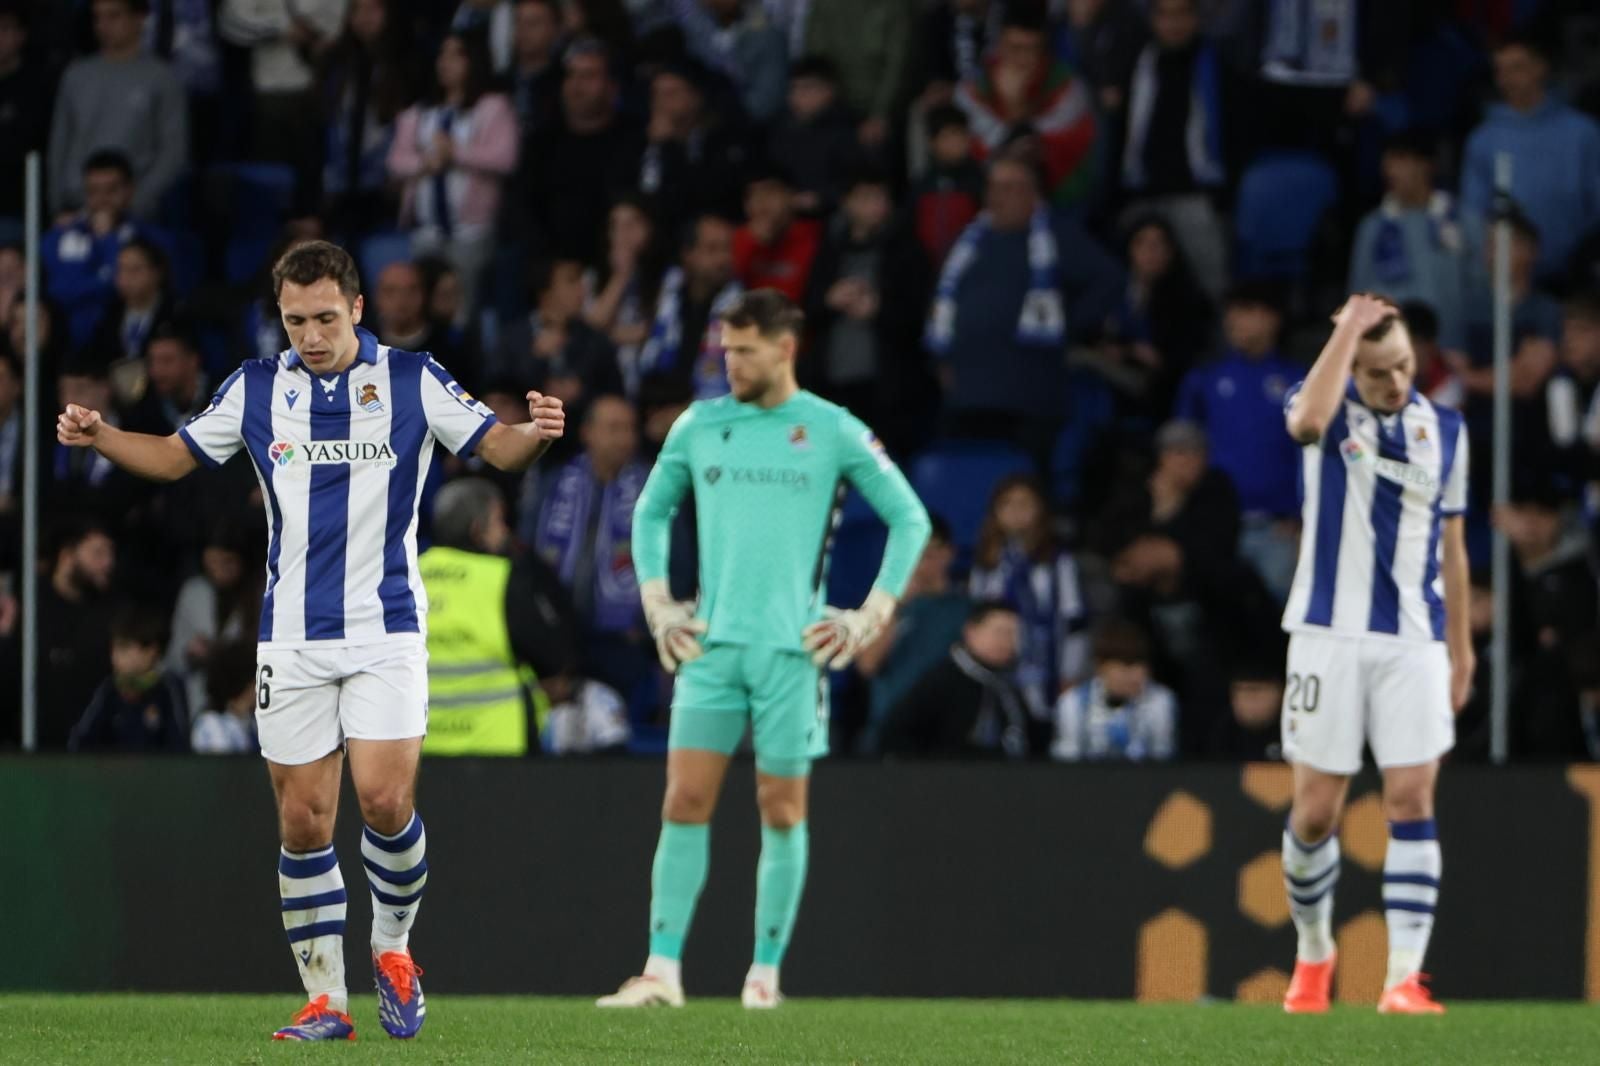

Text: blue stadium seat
xmin=910 ymin=440 xmax=1035 ymax=552
xmin=212 ymin=162 xmax=296 ymax=235
xmin=1051 ymin=370 xmax=1116 ymax=509
xmin=1234 ymin=151 xmax=1339 ymax=282
xmin=358 ymin=230 xmax=415 ymax=287
xmin=224 ymin=231 xmax=273 ymax=285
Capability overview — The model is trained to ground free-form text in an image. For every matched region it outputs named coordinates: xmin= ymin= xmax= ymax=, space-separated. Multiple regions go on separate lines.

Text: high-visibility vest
xmin=418 ymin=546 xmax=532 ymax=756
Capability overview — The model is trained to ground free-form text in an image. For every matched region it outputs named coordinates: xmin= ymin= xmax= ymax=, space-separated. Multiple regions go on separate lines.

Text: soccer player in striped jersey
xmin=56 ymin=241 xmax=565 ymax=1040
xmin=1277 ymin=293 xmax=1473 ymax=1015
xmin=596 ymin=289 xmax=931 ymax=1009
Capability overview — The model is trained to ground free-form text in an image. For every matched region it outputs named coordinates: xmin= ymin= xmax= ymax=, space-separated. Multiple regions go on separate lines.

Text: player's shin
xmin=752 ymin=821 xmax=810 ymax=983
xmin=362 ymin=813 xmax=428 ymax=953
xmin=1282 ymin=825 xmax=1340 ymax=963
xmin=279 ymin=845 xmax=349 ymax=1012
xmin=1383 ymin=819 xmax=1441 ymax=989
xmin=646 ymin=821 xmax=711 ymax=985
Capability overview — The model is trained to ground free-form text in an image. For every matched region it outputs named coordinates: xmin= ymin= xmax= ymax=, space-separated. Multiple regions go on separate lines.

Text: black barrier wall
xmin=3 ymin=759 xmax=1596 ymax=1001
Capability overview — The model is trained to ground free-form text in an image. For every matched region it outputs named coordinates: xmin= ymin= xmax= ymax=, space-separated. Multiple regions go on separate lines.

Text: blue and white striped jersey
xmin=1282 ymin=383 xmax=1468 ymax=643
xmin=178 ymin=327 xmax=498 ymax=646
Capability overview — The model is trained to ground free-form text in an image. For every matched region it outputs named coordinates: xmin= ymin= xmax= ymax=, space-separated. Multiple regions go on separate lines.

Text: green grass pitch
xmin=2 ymin=996 xmax=1596 ymax=1065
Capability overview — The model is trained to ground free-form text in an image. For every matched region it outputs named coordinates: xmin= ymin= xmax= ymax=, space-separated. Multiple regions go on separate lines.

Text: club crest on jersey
xmin=789 ymin=424 xmax=809 ymax=450
xmin=1412 ymin=425 xmax=1432 ymax=451
xmin=356 ymin=383 xmax=384 ymax=413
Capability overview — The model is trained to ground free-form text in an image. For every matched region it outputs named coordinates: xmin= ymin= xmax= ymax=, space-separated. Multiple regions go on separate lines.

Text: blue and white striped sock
xmin=1282 ymin=825 xmax=1340 ymax=963
xmin=362 ymin=813 xmax=428 ymax=954
xmin=279 ymin=845 xmax=348 ymax=1012
xmin=1383 ymin=819 xmax=1441 ymax=989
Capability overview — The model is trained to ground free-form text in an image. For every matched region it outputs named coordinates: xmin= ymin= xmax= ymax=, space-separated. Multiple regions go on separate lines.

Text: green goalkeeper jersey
xmin=633 ymin=391 xmax=931 ymax=651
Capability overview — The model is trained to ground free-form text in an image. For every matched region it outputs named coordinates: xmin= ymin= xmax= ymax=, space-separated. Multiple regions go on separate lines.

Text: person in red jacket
xmin=733 ymin=164 xmax=821 ymax=302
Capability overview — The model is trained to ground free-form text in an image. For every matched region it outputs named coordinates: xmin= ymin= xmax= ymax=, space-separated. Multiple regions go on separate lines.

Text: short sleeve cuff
xmin=1439 ymin=507 xmax=1468 ymax=517
xmin=177 ymin=427 xmax=221 ymax=469
xmin=457 ymin=413 xmax=499 ymax=457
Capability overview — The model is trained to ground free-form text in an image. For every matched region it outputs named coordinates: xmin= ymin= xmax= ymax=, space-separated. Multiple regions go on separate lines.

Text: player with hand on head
xmin=599 ymin=289 xmax=931 ymax=1009
xmin=1277 ymin=293 xmax=1472 ymax=1016
xmin=58 ymin=241 xmax=565 ymax=1041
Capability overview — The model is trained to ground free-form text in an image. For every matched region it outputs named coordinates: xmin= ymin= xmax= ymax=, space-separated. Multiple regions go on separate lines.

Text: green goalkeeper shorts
xmin=668 ymin=643 xmax=829 ymax=777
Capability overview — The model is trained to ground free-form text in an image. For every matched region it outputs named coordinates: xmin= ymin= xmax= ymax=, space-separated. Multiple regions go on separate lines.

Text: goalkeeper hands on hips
xmin=641 ymin=579 xmax=707 ymax=672
xmin=802 ymin=588 xmax=896 ymax=670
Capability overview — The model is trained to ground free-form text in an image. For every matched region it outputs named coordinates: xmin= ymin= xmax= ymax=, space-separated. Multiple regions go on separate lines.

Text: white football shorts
xmin=254 ymin=638 xmax=429 ymax=765
xmin=1281 ymin=630 xmax=1454 ymax=775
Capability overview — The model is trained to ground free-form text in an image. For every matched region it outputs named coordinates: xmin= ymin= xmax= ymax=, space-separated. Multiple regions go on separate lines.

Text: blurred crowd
xmin=1 ymin=0 xmax=1599 ymax=762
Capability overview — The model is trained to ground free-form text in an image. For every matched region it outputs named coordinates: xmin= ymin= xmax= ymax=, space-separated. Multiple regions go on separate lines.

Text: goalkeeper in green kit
xmin=597 ymin=289 xmax=931 ymax=1009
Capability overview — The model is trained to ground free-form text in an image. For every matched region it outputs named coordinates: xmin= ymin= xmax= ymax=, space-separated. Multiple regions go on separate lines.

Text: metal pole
xmin=20 ymin=151 xmax=40 ymax=752
xmin=1489 ymin=152 xmax=1513 ymax=766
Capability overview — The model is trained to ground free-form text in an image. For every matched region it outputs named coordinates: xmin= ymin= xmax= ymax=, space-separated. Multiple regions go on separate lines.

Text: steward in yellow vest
xmin=420 ymin=478 xmax=577 ymax=755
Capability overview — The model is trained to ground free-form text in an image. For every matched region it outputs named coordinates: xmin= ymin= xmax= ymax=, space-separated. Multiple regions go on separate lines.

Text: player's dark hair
xmin=926 ymin=103 xmax=970 ymax=139
xmin=966 ymin=599 xmax=1019 ymax=628
xmin=205 ymin=640 xmax=259 ymax=711
xmin=82 ymin=148 xmax=134 ymax=182
xmin=272 ymin=240 xmax=362 ymax=304
xmin=1400 ymin=300 xmax=1440 ymax=343
xmin=719 ymin=288 xmax=805 ymax=340
xmin=111 ymin=603 xmax=167 ymax=650
xmin=1092 ymin=617 xmax=1150 ymax=665
xmin=434 ymin=29 xmax=494 ymax=108
xmin=1359 ymin=309 xmax=1405 ymax=343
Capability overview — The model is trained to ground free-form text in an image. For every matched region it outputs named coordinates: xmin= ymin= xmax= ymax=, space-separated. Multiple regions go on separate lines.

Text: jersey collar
xmin=286 ymin=326 xmax=380 ymax=372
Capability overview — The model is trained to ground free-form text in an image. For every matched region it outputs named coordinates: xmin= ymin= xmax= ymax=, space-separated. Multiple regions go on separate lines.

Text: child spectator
xmin=68 ymin=605 xmax=189 ymax=752
xmin=733 ymin=163 xmax=821 ymax=302
xmin=1207 ymin=656 xmax=1284 ymax=761
xmin=190 ymin=639 xmax=260 ymax=754
xmin=911 ymin=104 xmax=983 ymax=267
xmin=767 ymin=56 xmax=860 ymax=220
xmin=1051 ymin=618 xmax=1176 ymax=762
xmin=970 ymin=475 xmax=1090 ymax=721
xmin=541 ymin=673 xmax=631 ymax=754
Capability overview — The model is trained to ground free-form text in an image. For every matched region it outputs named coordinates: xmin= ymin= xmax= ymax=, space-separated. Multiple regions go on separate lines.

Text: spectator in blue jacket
xmin=925 ymin=149 xmax=1121 ymax=465
xmin=1174 ymin=282 xmax=1302 ymax=599
xmin=42 ymin=151 xmax=163 ymax=351
xmin=1460 ymin=34 xmax=1600 ymax=282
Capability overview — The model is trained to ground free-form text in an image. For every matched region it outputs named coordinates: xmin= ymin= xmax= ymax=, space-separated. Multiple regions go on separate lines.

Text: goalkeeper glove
xmin=801 ymin=588 xmax=897 ymax=670
xmin=640 ymin=578 xmax=707 ymax=673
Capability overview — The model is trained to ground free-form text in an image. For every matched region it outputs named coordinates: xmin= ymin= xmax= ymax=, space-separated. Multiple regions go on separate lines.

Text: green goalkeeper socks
xmin=754 ymin=822 xmax=809 ymax=968
xmin=648 ymin=821 xmax=711 ymax=960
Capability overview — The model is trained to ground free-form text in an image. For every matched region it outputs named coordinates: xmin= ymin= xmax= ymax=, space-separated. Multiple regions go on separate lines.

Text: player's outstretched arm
xmin=476 ymin=392 xmax=566 ymax=472
xmin=1286 ymin=293 xmax=1396 ymax=444
xmin=57 ymin=403 xmax=197 ymax=482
